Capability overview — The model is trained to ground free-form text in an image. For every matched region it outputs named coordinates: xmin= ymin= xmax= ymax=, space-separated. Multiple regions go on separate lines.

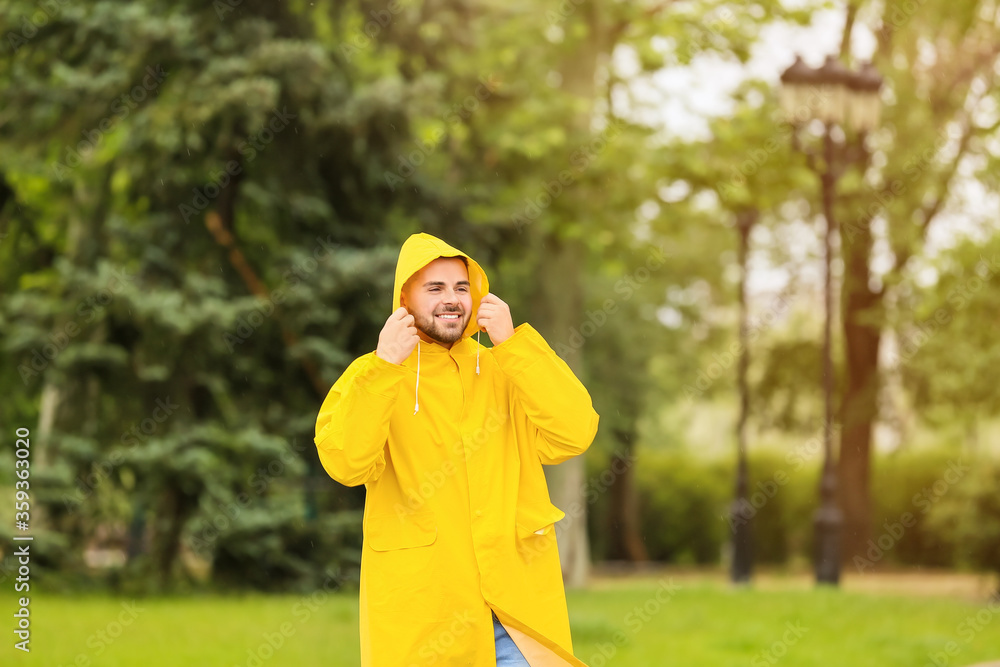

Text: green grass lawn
xmin=2 ymin=574 xmax=999 ymax=666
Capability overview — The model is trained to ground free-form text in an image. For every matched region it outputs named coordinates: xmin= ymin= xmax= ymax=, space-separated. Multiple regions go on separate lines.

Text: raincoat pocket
xmin=515 ymin=501 xmax=566 ymax=540
xmin=366 ymin=510 xmax=438 ymax=551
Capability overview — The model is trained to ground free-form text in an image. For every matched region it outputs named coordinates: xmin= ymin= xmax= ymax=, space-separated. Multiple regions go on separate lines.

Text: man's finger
xmin=391 ymin=306 xmax=409 ymax=319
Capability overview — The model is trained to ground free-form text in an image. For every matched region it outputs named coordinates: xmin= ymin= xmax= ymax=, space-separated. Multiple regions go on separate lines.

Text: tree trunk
xmin=534 ymin=236 xmax=591 ymax=587
xmin=533 ymin=0 xmax=611 ymax=588
xmin=731 ymin=210 xmax=756 ymax=583
xmin=606 ymin=429 xmax=648 ymax=562
xmin=838 ymin=218 xmax=882 ymax=564
xmin=153 ymin=484 xmax=197 ymax=590
xmin=37 ymin=174 xmax=109 ymax=559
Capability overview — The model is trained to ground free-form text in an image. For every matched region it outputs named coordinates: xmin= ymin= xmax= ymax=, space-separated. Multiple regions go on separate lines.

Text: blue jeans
xmin=493 ymin=611 xmax=530 ymax=666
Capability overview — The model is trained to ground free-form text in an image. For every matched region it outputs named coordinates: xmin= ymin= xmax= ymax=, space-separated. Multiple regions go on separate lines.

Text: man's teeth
xmin=438 ymin=314 xmax=460 ymax=319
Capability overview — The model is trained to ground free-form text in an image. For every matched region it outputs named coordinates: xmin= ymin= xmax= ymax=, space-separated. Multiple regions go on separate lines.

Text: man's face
xmin=402 ymin=257 xmax=473 ymax=348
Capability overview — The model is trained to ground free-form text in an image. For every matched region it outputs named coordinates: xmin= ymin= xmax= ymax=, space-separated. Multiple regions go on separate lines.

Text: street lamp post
xmin=779 ymin=54 xmax=882 ymax=586
xmin=730 ymin=209 xmax=757 ymax=585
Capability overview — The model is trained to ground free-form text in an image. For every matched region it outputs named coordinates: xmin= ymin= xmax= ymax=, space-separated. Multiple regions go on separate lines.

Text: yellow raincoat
xmin=315 ymin=233 xmax=599 ymax=666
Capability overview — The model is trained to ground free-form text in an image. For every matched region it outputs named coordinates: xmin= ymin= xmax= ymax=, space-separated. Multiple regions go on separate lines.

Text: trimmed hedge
xmin=587 ymin=446 xmax=998 ymax=574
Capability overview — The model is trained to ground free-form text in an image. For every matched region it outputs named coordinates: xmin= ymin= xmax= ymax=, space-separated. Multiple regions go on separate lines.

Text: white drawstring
xmin=413 ymin=342 xmax=420 ymax=415
xmin=415 ymin=327 xmax=476 ymax=415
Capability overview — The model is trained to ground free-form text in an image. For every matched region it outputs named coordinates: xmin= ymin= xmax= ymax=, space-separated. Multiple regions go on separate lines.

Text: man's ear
xmin=400 ymin=273 xmax=418 ymax=311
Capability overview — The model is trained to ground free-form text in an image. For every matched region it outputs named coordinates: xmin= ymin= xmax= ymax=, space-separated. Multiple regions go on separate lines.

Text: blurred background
xmin=1 ymin=0 xmax=999 ymax=665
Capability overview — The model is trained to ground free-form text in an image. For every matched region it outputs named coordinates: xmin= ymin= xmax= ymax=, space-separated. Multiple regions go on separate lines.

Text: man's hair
xmin=436 ymin=255 xmax=469 ymax=270
xmin=401 ymin=256 xmax=469 ymax=301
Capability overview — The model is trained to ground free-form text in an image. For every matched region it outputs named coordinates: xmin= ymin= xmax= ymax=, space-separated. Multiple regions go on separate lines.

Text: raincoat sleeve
xmin=492 ymin=323 xmax=599 ymax=465
xmin=314 ymin=353 xmax=408 ymax=486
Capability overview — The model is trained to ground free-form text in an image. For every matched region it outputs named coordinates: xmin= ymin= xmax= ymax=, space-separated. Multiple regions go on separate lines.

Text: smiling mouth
xmin=436 ymin=313 xmax=461 ymax=321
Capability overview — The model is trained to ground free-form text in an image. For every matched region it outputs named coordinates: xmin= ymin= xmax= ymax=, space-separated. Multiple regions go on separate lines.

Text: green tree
xmin=834 ymin=0 xmax=1000 ymax=562
xmin=0 ymin=0 xmax=412 ymax=588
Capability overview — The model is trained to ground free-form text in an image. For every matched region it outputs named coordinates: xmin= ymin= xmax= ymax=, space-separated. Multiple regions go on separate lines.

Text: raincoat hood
xmin=393 ymin=232 xmax=490 ymax=341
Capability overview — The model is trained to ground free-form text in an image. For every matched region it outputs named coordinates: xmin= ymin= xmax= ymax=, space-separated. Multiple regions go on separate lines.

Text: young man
xmin=315 ymin=232 xmax=599 ymax=666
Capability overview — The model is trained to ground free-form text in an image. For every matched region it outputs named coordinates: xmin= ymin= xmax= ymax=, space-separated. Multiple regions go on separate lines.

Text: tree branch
xmin=916 ymin=123 xmax=973 ymax=234
xmin=914 ymin=58 xmax=999 ymax=238
xmin=839 ymin=2 xmax=858 ymax=58
xmin=607 ymin=0 xmax=678 ymax=46
xmin=204 ymin=185 xmax=329 ymax=397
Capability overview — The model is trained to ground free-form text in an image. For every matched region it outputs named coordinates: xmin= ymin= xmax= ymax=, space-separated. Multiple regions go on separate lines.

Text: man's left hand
xmin=477 ymin=293 xmax=515 ymax=346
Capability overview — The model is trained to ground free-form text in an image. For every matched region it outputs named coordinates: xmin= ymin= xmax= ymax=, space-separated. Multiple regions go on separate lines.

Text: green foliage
xmin=928 ymin=464 xmax=1000 ymax=583
xmin=900 ymin=234 xmax=1000 ymax=427
xmin=595 ymin=447 xmax=1000 ymax=573
xmin=207 ymin=509 xmax=362 ymax=593
xmin=630 ymin=452 xmax=730 ymax=564
xmin=1 ymin=0 xmax=999 ymax=594
xmin=868 ymin=450 xmax=963 ymax=568
xmin=624 ymin=449 xmax=821 ymax=567
xmin=752 ymin=338 xmax=826 ymax=431
xmin=0 ymin=0 xmax=815 ymax=589
xmin=0 ymin=0 xmax=404 ymax=590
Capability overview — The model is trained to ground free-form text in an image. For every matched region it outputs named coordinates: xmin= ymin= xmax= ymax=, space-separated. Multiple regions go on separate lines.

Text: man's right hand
xmin=376 ymin=307 xmax=419 ymax=365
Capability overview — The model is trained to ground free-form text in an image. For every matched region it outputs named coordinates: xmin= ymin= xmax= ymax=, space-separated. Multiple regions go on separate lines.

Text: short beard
xmin=414 ymin=307 xmax=469 ymax=345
